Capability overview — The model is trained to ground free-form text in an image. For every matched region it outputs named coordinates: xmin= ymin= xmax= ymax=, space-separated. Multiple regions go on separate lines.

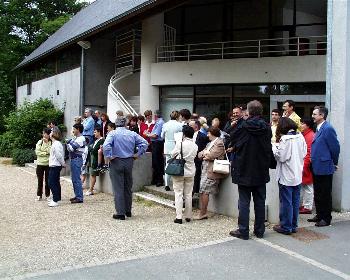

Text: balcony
xmin=156 ymin=35 xmax=327 ymax=63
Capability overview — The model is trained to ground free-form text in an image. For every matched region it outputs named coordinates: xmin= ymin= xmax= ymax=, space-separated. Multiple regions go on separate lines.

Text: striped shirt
xmin=67 ymin=135 xmax=86 ymax=158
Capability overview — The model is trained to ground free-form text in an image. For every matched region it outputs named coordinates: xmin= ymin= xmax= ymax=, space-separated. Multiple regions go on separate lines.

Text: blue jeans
xmin=71 ymin=157 xmax=83 ymax=201
xmin=48 ymin=166 xmax=62 ymax=202
xmin=279 ymin=183 xmax=301 ymax=233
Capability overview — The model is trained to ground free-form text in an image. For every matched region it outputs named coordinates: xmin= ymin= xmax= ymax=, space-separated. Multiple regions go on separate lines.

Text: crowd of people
xmin=34 ymin=100 xmax=340 ymax=239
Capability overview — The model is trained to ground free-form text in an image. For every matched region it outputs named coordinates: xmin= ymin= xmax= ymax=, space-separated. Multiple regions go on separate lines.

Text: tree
xmin=0 ymin=0 xmax=88 ymax=133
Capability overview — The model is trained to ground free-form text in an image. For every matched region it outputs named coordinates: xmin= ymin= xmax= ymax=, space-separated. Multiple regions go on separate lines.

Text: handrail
xmin=108 ymin=67 xmax=138 ymax=116
xmin=157 ymin=35 xmax=327 ymax=62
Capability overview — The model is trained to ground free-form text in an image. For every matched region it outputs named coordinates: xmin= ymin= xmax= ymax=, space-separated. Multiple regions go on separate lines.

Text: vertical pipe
xmin=79 ymin=47 xmax=85 ymax=115
xmin=326 ymin=0 xmax=333 ymax=110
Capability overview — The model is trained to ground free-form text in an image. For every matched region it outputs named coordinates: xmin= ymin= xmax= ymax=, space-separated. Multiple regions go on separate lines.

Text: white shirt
xmin=193 ymin=131 xmax=199 ymax=143
xmin=49 ymin=141 xmax=65 ymax=167
xmin=170 ymin=138 xmax=198 ymax=177
xmin=272 ymin=133 xmax=307 ymax=186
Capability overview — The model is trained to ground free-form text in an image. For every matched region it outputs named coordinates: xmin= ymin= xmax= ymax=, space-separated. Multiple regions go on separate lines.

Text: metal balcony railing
xmin=156 ymin=35 xmax=327 ymax=62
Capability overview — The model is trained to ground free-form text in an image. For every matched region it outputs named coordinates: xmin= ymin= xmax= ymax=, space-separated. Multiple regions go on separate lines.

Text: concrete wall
xmin=208 ymin=170 xmax=279 ymax=223
xmin=327 ymin=0 xmax=350 ymax=211
xmin=140 ymin=13 xmax=164 ymax=113
xmin=17 ymin=68 xmax=81 ymax=130
xmin=84 ymin=31 xmax=116 ymax=111
xmin=90 ymin=153 xmax=153 ymax=194
xmin=151 ymin=56 xmax=326 ymax=86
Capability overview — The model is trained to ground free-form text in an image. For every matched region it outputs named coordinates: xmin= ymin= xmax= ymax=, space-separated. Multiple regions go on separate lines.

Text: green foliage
xmin=5 ymin=98 xmax=64 ymax=150
xmin=0 ymin=132 xmax=17 ymax=157
xmin=11 ymin=148 xmax=36 ymax=166
xmin=0 ymin=0 xmax=88 ymax=133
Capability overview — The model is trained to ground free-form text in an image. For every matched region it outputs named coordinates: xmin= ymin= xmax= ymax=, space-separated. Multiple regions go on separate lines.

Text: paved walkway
xmin=1 ymin=161 xmax=350 ymax=280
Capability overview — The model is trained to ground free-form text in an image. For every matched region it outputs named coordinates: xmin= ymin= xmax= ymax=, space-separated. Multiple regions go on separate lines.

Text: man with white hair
xmin=103 ymin=117 xmax=148 ymax=220
xmin=83 ymin=108 xmax=95 ymax=144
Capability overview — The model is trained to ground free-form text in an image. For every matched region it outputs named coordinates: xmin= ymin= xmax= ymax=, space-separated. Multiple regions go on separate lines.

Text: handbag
xmin=213 ymin=152 xmax=230 ymax=175
xmin=165 ymin=141 xmax=185 ymax=176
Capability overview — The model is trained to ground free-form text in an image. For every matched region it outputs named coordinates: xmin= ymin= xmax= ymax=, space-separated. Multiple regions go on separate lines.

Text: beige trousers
xmin=172 ymin=176 xmax=194 ymax=219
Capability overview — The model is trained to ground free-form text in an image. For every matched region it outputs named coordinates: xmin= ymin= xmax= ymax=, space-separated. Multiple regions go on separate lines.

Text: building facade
xmin=16 ymin=0 xmax=350 ymax=220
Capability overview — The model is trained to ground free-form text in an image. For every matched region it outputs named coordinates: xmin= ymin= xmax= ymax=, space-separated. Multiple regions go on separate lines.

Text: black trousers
xmin=151 ymin=141 xmax=164 ymax=185
xmin=193 ymin=159 xmax=203 ymax=193
xmin=313 ymin=174 xmax=333 ymax=224
xmin=36 ymin=165 xmax=50 ymax=197
xmin=238 ymin=184 xmax=266 ymax=237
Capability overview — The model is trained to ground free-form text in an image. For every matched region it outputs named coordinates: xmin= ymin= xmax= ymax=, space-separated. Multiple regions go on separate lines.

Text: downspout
xmin=326 ymin=0 xmax=333 ymax=115
xmin=79 ymin=47 xmax=85 ymax=115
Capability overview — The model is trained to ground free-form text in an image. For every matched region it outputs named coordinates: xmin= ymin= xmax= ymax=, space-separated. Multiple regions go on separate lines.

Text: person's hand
xmin=226 ymin=147 xmax=233 ymax=153
xmin=62 ymin=163 xmax=66 ymax=168
xmin=133 ymin=153 xmax=138 ymax=160
xmin=231 ymin=120 xmax=237 ymax=127
xmin=335 ymin=165 xmax=339 ymax=171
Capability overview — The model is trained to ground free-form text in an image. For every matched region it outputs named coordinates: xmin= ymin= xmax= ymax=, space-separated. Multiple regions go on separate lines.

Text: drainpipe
xmin=326 ymin=0 xmax=333 ymax=113
xmin=77 ymin=41 xmax=91 ymax=114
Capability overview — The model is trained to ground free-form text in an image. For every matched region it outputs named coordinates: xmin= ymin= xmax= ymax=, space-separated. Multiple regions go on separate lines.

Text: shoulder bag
xmin=165 ymin=141 xmax=185 ymax=176
xmin=213 ymin=152 xmax=230 ymax=175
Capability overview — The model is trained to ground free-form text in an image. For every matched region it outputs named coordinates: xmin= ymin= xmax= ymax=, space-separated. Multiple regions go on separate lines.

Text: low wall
xmin=93 ymin=152 xmax=153 ymax=194
xmin=208 ymin=170 xmax=279 ymax=224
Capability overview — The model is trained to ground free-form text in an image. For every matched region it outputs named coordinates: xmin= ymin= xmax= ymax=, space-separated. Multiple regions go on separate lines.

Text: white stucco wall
xmin=151 ymin=56 xmax=326 ymax=86
xmin=17 ymin=68 xmax=81 ymax=131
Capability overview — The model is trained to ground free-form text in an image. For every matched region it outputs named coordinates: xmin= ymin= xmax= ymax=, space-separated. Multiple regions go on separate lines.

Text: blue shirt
xmin=151 ymin=118 xmax=164 ymax=142
xmin=83 ymin=116 xmax=95 ymax=136
xmin=103 ymin=127 xmax=148 ymax=159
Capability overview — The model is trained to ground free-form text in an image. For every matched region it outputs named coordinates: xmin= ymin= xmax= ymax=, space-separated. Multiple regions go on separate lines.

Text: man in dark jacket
xmin=229 ymin=100 xmax=272 ymax=240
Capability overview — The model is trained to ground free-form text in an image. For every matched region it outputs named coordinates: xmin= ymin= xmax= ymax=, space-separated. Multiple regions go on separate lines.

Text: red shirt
xmin=139 ymin=121 xmax=155 ymax=144
xmin=302 ymin=128 xmax=315 ymax=185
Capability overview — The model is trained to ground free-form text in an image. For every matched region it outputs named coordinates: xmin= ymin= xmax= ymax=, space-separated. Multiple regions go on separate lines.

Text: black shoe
xmin=156 ymin=182 xmax=163 ymax=187
xmin=253 ymin=231 xmax=264 ymax=238
xmin=315 ymin=220 xmax=330 ymax=227
xmin=307 ymin=216 xmax=320 ymax=223
xmin=174 ymin=218 xmax=182 ymax=224
xmin=229 ymin=229 xmax=249 ymax=240
xmin=69 ymin=197 xmax=76 ymax=202
xmin=71 ymin=198 xmax=83 ymax=204
xmin=113 ymin=214 xmax=125 ymax=220
xmin=273 ymin=225 xmax=291 ymax=235
xmin=126 ymin=212 xmax=132 ymax=218
xmin=292 ymin=229 xmax=297 ymax=233
xmin=185 ymin=218 xmax=191 ymax=223
xmin=165 ymin=186 xmax=171 ymax=191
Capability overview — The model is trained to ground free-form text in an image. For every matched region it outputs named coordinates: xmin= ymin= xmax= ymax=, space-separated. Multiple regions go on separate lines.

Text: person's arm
xmin=55 ymin=143 xmax=66 ymax=166
xmin=84 ymin=118 xmax=94 ymax=134
xmin=35 ymin=141 xmax=47 ymax=156
xmin=135 ymin=134 xmax=149 ymax=157
xmin=204 ymin=141 xmax=225 ymax=160
xmin=103 ymin=133 xmax=114 ymax=158
xmin=67 ymin=137 xmax=83 ymax=152
xmin=272 ymin=139 xmax=291 ymax=163
xmin=324 ymin=127 xmax=340 ymax=166
xmin=170 ymin=141 xmax=181 ymax=158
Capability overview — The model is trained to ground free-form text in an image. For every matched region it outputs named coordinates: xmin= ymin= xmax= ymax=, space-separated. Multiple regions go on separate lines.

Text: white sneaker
xmin=36 ymin=196 xmax=42 ymax=201
xmin=48 ymin=200 xmax=59 ymax=207
xmin=46 ymin=196 xmax=52 ymax=201
xmin=85 ymin=190 xmax=94 ymax=196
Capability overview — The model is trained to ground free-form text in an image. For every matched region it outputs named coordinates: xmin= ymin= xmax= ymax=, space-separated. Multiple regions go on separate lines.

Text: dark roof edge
xmin=15 ymin=0 xmax=157 ymax=70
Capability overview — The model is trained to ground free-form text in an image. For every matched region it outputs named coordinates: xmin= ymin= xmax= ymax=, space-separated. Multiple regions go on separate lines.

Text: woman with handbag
xmin=169 ymin=125 xmax=198 ymax=224
xmin=196 ymin=126 xmax=226 ymax=220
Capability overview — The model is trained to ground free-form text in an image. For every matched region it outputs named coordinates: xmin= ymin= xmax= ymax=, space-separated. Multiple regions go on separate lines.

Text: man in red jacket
xmin=299 ymin=118 xmax=315 ymax=214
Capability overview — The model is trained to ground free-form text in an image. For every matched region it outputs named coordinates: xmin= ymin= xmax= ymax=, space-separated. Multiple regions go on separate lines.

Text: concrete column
xmin=327 ymin=0 xmax=350 ymax=211
xmin=140 ymin=13 xmax=164 ymax=113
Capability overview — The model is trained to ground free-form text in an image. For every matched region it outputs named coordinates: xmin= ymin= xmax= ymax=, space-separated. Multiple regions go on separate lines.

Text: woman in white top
xmin=48 ymin=129 xmax=66 ymax=207
xmin=272 ymin=117 xmax=307 ymax=234
xmin=161 ymin=111 xmax=183 ymax=191
xmin=170 ymin=126 xmax=198 ymax=224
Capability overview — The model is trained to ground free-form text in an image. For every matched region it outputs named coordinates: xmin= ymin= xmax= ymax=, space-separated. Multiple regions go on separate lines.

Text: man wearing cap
xmin=146 ymin=110 xmax=165 ymax=187
xmin=103 ymin=117 xmax=148 ymax=220
xmin=83 ymin=108 xmax=95 ymax=144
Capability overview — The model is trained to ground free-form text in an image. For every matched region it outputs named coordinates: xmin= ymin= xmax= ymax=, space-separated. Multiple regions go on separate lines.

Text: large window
xmin=160 ymin=82 xmax=325 ymax=123
xmin=165 ymin=0 xmax=327 ymax=45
